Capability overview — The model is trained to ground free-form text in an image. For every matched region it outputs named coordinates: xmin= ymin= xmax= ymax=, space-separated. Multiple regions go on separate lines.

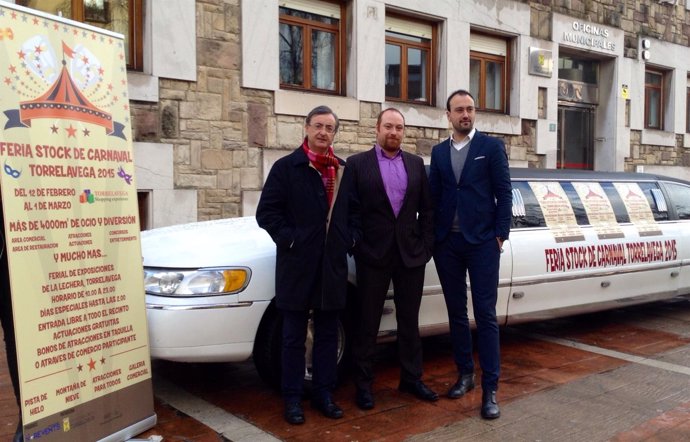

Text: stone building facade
xmin=123 ymin=0 xmax=690 ymax=227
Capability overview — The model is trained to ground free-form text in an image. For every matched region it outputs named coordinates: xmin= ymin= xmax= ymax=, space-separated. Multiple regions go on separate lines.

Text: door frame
xmin=557 ymin=102 xmax=596 ymax=170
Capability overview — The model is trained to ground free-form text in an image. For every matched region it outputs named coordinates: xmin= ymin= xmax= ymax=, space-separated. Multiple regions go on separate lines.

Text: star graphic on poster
xmin=77 ymin=363 xmax=83 ymax=372
xmin=50 ymin=124 xmax=59 ymax=133
xmin=9 ymin=64 xmax=17 ymax=73
xmin=88 ymin=358 xmax=97 ymax=371
xmin=82 ymin=128 xmax=90 ymax=137
xmin=66 ymin=125 xmax=77 ymax=138
xmin=100 ymin=357 xmax=106 ymax=365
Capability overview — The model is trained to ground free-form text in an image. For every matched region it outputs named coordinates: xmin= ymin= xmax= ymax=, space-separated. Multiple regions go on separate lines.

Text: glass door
xmin=557 ymin=105 xmax=595 ymax=170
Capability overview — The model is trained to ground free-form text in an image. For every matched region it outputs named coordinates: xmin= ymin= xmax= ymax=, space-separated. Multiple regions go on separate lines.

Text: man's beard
xmin=454 ymin=120 xmax=473 ymax=135
xmin=382 ymin=137 xmax=401 ymax=152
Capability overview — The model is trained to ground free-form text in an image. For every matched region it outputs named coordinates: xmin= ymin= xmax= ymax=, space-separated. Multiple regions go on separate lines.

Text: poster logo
xmin=79 ymin=189 xmax=94 ymax=204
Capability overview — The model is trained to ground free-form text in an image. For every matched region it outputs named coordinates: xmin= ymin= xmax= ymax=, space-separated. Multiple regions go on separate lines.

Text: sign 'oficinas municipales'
xmin=562 ymin=21 xmax=615 ymax=51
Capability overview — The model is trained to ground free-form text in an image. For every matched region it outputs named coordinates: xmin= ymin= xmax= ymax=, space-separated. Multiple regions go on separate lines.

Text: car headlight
xmin=143 ymin=267 xmax=250 ymax=296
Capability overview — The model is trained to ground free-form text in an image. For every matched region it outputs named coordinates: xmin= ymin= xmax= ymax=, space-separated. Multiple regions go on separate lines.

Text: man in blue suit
xmin=429 ymin=89 xmax=512 ymax=419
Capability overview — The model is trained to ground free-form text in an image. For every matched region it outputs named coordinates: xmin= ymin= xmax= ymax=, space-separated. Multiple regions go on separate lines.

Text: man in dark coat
xmin=256 ymin=105 xmax=360 ymax=425
xmin=346 ymin=108 xmax=437 ymax=411
xmin=429 ymin=89 xmax=512 ymax=420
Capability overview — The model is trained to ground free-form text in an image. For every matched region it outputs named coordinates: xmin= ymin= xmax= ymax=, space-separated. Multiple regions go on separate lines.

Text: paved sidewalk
xmin=2 ymin=298 xmax=690 ymax=441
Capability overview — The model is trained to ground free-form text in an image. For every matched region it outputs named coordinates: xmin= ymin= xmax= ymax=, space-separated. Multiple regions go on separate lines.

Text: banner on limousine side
xmin=0 ymin=2 xmax=155 ymax=440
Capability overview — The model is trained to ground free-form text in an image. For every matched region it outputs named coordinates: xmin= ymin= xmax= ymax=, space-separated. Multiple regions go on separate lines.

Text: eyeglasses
xmin=309 ymin=123 xmax=337 ymax=134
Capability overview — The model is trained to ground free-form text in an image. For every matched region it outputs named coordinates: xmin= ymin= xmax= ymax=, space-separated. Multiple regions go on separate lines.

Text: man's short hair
xmin=306 ymin=105 xmax=340 ymax=133
xmin=446 ymin=89 xmax=475 ymax=111
xmin=376 ymin=108 xmax=405 ymax=126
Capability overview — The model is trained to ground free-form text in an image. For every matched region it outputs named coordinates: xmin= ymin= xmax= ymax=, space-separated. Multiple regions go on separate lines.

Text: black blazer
xmin=256 ymin=147 xmax=360 ymax=311
xmin=347 ymin=147 xmax=433 ymax=268
xmin=429 ymin=131 xmax=512 ymax=245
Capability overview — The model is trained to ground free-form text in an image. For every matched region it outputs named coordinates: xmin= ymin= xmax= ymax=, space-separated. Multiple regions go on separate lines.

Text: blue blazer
xmin=429 ymin=131 xmax=512 ymax=245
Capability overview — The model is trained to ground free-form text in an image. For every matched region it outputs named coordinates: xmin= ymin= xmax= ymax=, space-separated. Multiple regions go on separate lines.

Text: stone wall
xmin=129 ymin=0 xmax=690 ymax=220
xmin=625 ymin=131 xmax=690 ymax=171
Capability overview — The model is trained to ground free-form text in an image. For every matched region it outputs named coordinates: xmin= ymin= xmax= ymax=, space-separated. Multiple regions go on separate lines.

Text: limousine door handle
xmin=512 ymin=291 xmax=525 ymax=299
xmin=600 ymin=281 xmax=611 ymax=288
xmin=671 ymin=271 xmax=679 ymax=278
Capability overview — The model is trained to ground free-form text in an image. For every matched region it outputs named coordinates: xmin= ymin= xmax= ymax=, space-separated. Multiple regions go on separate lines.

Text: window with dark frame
xmin=470 ymin=51 xmax=505 ymax=112
xmin=17 ymin=0 xmax=144 ymax=71
xmin=469 ymin=33 xmax=508 ymax=113
xmin=384 ymin=17 xmax=433 ymax=105
xmin=279 ymin=3 xmax=343 ymax=94
xmin=644 ymin=70 xmax=664 ymax=129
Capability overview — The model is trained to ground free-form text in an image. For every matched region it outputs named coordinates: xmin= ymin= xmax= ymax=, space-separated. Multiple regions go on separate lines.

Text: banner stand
xmin=0 ymin=1 xmax=156 ymax=439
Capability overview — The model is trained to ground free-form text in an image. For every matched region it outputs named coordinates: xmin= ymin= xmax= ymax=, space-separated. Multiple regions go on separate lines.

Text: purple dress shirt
xmin=375 ymin=144 xmax=408 ymax=217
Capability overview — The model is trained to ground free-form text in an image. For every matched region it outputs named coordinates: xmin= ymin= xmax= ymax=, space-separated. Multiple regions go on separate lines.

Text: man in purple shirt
xmin=346 ymin=108 xmax=436 ymax=410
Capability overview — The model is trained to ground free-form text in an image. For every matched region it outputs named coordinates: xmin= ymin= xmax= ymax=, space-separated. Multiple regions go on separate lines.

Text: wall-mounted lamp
xmin=641 ymin=38 xmax=651 ymax=49
xmin=642 ymin=50 xmax=651 ymax=60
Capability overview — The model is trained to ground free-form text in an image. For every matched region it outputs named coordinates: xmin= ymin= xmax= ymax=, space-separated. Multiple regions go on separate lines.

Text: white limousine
xmin=142 ymin=168 xmax=690 ymax=386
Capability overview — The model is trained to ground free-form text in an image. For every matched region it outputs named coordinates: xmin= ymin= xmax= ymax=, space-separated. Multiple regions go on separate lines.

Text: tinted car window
xmin=511 ymin=181 xmax=546 ymax=229
xmin=637 ymin=182 xmax=669 ymax=221
xmin=560 ymin=182 xmax=589 ymax=225
xmin=663 ymin=182 xmax=690 ymax=220
xmin=601 ymin=182 xmax=630 ymax=223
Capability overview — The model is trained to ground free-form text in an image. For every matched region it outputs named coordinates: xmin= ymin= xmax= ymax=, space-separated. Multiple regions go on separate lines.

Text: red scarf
xmin=302 ymin=138 xmax=339 ymax=206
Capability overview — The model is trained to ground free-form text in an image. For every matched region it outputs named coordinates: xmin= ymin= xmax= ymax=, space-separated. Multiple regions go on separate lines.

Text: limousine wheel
xmin=253 ymin=303 xmax=349 ymax=391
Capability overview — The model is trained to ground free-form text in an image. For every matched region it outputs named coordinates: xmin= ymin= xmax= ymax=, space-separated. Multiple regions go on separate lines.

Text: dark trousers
xmin=352 ymin=249 xmax=426 ymax=390
xmin=1 ymin=236 xmax=20 ymax=407
xmin=434 ymin=232 xmax=501 ymax=391
xmin=280 ymin=308 xmax=339 ymax=403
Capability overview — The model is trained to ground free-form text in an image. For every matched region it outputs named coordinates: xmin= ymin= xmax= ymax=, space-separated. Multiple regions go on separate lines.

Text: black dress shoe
xmin=481 ymin=390 xmax=500 ymax=419
xmin=311 ymin=397 xmax=344 ymax=419
xmin=284 ymin=402 xmax=305 ymax=425
xmin=398 ymin=380 xmax=439 ymax=402
xmin=356 ymin=388 xmax=375 ymax=410
xmin=447 ymin=373 xmax=475 ymax=399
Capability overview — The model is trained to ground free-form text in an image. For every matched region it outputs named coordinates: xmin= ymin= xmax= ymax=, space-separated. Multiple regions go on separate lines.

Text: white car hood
xmin=142 ymin=216 xmax=275 ymax=268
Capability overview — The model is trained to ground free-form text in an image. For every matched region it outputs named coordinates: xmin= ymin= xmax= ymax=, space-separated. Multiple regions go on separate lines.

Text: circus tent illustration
xmin=3 ymin=40 xmax=125 ymax=139
xmin=18 ymin=42 xmax=113 ymax=132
